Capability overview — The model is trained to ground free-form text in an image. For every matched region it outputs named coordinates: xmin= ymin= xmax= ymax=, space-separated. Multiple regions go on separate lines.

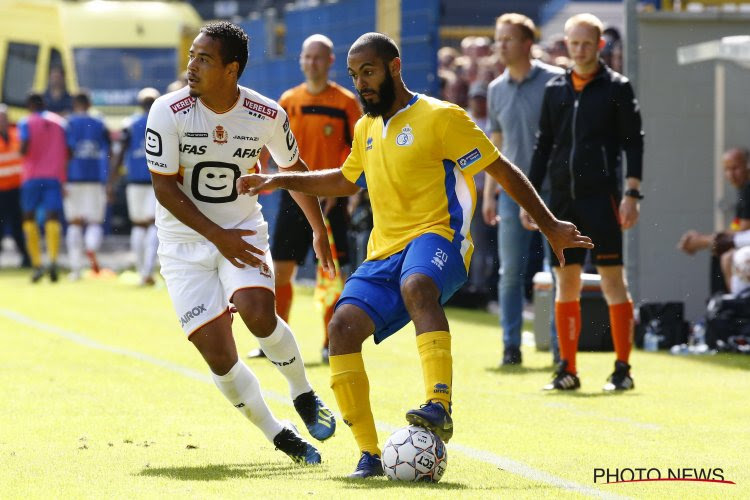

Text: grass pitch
xmin=0 ymin=268 xmax=748 ymax=499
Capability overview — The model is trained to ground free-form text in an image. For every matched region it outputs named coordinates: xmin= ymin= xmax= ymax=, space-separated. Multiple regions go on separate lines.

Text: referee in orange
xmin=524 ymin=14 xmax=644 ymax=392
xmin=248 ymin=34 xmax=362 ymax=363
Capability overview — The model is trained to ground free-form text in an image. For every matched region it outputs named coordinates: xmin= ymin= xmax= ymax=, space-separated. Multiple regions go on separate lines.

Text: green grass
xmin=1 ymin=268 xmax=748 ymax=498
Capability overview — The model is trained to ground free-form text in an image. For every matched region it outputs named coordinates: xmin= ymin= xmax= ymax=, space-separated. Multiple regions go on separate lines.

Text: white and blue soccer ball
xmin=382 ymin=425 xmax=447 ymax=482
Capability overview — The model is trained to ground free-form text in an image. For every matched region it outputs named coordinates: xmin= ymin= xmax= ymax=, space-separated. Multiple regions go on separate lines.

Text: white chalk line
xmin=0 ymin=308 xmax=626 ymax=499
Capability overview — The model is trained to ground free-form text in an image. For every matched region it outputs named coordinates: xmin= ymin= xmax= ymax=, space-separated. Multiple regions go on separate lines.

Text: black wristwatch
xmin=624 ymin=188 xmax=644 ymax=200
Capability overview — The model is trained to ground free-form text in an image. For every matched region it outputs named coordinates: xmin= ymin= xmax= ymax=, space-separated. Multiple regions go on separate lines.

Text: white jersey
xmin=145 ymin=86 xmax=299 ymax=242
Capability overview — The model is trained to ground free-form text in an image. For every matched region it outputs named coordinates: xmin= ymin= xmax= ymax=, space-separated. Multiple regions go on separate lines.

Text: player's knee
xmin=400 ymin=274 xmax=440 ymax=309
xmin=327 ymin=309 xmax=368 ymax=354
xmin=233 ymin=290 xmax=276 ymax=336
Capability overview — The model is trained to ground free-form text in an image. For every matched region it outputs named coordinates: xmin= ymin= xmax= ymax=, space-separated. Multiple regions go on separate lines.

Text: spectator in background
xmin=438 ymin=46 xmax=460 ymax=71
xmin=465 ymin=82 xmax=498 ymax=302
xmin=64 ymin=92 xmax=111 ymax=280
xmin=483 ymin=13 xmax=564 ymax=366
xmin=44 ymin=67 xmax=73 ymax=115
xmin=166 ymin=72 xmax=189 ymax=93
xmin=525 ymin=13 xmax=644 ymax=392
xmin=109 ymin=87 xmax=161 ymax=286
xmin=0 ymin=104 xmax=31 ymax=268
xmin=249 ymin=34 xmax=361 ymax=364
xmin=679 ymin=147 xmax=750 ymax=291
xmin=18 ymin=93 xmax=68 ymax=282
xmin=601 ymin=27 xmax=623 ymax=73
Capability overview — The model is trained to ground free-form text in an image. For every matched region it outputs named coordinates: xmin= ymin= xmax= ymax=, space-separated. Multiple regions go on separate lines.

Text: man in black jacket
xmin=523 ymin=13 xmax=644 ymax=392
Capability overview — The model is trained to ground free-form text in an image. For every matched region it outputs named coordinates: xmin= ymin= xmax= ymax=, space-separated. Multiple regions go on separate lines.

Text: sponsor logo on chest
xmin=243 ymin=98 xmax=277 ymax=120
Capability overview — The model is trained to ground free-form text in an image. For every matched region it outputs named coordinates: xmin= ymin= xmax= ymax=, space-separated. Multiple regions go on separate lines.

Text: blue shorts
xmin=337 ymin=232 xmax=468 ymax=344
xmin=21 ymin=179 xmax=63 ymax=214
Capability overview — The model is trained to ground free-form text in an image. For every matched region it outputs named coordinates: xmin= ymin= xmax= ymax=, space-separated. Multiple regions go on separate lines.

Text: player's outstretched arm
xmin=484 ymin=155 xmax=593 ymax=266
xmin=151 ymin=172 xmax=264 ymax=269
xmin=237 ymin=167 xmax=360 ymax=198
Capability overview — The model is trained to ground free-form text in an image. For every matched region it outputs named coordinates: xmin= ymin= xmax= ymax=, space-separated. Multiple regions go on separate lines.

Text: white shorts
xmin=126 ymin=184 xmax=157 ymax=223
xmin=63 ymin=183 xmax=106 ymax=223
xmin=158 ymin=223 xmax=275 ymax=336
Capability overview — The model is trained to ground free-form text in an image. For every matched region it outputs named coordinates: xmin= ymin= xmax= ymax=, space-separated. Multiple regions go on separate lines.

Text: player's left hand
xmin=237 ymin=173 xmax=276 ymax=196
xmin=312 ymin=232 xmax=336 ymax=279
xmin=619 ymin=196 xmax=640 ymax=230
xmin=541 ymin=220 xmax=594 ymax=267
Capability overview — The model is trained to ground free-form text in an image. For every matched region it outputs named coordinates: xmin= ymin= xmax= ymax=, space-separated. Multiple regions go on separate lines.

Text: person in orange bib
xmin=0 ymin=104 xmax=30 ymax=268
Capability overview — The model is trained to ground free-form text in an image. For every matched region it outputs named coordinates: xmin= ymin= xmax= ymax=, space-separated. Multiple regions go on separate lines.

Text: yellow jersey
xmin=341 ymin=94 xmax=499 ymax=268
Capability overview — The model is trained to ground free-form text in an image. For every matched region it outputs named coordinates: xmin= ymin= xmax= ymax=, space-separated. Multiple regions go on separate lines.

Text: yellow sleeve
xmin=441 ymin=106 xmax=500 ymax=177
xmin=341 ymin=119 xmax=365 ymax=186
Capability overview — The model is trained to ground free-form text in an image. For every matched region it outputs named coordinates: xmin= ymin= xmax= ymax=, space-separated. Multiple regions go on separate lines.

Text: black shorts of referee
xmin=271 ymin=189 xmax=350 ymax=266
xmin=548 ymin=191 xmax=623 ymax=267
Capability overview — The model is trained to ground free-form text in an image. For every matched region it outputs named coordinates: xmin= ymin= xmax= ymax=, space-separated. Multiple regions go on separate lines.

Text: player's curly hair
xmin=200 ymin=21 xmax=249 ymax=78
xmin=350 ymin=32 xmax=400 ymax=63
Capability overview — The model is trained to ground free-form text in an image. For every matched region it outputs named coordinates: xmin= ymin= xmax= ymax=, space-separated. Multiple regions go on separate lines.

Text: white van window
xmin=3 ymin=42 xmax=39 ymax=107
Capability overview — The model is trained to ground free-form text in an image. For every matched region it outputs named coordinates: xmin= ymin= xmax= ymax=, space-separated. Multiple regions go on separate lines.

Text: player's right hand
xmin=237 ymin=174 xmax=275 ymax=196
xmin=213 ymin=228 xmax=265 ymax=268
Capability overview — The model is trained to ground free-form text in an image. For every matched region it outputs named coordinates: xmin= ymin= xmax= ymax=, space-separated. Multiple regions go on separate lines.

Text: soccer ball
xmin=382 ymin=425 xmax=447 ymax=482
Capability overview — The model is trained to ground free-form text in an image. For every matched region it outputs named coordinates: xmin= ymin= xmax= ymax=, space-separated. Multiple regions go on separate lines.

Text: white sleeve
xmin=144 ymin=99 xmax=180 ymax=175
xmin=265 ymin=107 xmax=299 ymax=168
xmin=735 ymin=229 xmax=750 ymax=248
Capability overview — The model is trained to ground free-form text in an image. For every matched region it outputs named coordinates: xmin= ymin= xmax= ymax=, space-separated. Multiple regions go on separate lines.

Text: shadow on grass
xmin=485 ymin=364 xmax=556 ymax=375
xmin=137 ymin=462 xmax=322 ymax=481
xmin=541 ymin=390 xmax=642 ymax=399
xmin=667 ymin=352 xmax=750 ymax=371
xmin=332 ymin=476 xmax=469 ymax=490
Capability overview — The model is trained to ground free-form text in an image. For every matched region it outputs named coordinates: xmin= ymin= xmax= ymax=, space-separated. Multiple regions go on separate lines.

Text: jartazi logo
xmin=594 ymin=467 xmax=735 ymax=485
xmin=270 ymin=356 xmax=295 ymax=367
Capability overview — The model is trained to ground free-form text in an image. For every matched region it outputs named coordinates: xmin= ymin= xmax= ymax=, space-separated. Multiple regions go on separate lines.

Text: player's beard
xmin=358 ymin=69 xmax=396 ymax=118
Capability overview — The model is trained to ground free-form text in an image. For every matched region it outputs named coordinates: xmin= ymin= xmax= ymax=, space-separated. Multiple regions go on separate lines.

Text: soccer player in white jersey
xmin=145 ymin=21 xmax=336 ymax=465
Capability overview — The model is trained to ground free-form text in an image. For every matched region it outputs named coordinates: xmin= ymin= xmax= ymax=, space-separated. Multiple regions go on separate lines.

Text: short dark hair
xmin=350 ymin=32 xmax=400 ymax=63
xmin=73 ymin=91 xmax=90 ymax=107
xmin=200 ymin=21 xmax=249 ymax=78
xmin=27 ymin=92 xmax=44 ymax=110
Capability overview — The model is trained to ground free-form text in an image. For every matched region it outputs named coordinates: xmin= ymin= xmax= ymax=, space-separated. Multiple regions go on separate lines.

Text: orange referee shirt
xmin=279 ymin=81 xmax=362 ymax=170
xmin=0 ymin=125 xmax=22 ymax=191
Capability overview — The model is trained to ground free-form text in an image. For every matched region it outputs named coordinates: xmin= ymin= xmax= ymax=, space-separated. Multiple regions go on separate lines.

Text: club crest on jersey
xmin=213 ymin=125 xmax=228 ymax=145
xmin=396 ymin=125 xmax=414 ymax=146
xmin=323 ymin=124 xmax=333 ymax=137
xmin=366 ymin=137 xmax=373 ymax=151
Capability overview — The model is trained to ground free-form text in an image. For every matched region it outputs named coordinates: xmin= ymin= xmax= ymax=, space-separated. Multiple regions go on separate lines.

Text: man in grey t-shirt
xmin=482 ymin=13 xmax=563 ymax=366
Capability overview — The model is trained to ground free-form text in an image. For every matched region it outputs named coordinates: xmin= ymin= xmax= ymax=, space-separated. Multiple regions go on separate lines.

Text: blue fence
xmin=238 ymin=0 xmax=440 ymax=101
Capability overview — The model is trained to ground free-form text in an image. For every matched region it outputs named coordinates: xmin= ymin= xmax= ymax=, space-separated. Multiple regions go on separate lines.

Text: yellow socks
xmin=417 ymin=330 xmax=452 ymax=412
xmin=329 ymin=352 xmax=380 ymax=456
xmin=44 ymin=219 xmax=61 ymax=262
xmin=22 ymin=220 xmax=42 ymax=267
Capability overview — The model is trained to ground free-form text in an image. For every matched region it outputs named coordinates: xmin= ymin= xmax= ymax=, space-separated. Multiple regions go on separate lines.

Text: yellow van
xmin=0 ymin=0 xmax=202 ymax=125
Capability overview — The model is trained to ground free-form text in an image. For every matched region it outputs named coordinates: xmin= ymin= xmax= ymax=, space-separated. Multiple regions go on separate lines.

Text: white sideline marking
xmin=1 ymin=309 xmax=626 ymax=499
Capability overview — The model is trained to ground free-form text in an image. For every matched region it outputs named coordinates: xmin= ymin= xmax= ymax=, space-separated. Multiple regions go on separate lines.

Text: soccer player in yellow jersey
xmin=237 ymin=32 xmax=593 ymax=478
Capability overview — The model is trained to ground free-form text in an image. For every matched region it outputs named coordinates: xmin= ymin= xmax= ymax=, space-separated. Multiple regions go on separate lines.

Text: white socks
xmin=257 ymin=316 xmax=312 ymax=399
xmin=84 ymin=224 xmax=103 ymax=252
xmin=212 ymin=360 xmax=284 ymax=442
xmin=66 ymin=224 xmax=84 ymax=273
xmin=130 ymin=225 xmax=146 ymax=273
xmin=142 ymin=224 xmax=159 ymax=279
